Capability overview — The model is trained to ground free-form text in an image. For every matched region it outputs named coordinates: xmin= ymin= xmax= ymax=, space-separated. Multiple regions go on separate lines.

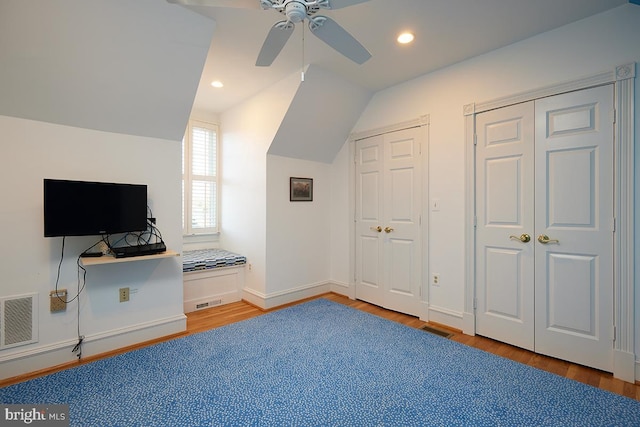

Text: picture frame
xmin=290 ymin=177 xmax=313 ymax=202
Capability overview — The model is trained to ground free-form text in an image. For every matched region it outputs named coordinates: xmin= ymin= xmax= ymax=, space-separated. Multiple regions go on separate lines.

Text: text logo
xmin=1 ymin=405 xmax=68 ymax=426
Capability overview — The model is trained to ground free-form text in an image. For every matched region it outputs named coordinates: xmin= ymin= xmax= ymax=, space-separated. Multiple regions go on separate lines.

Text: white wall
xmin=0 ymin=115 xmax=183 ymax=379
xmin=220 ymin=68 xmax=361 ymax=306
xmin=0 ymin=0 xmax=211 ymax=380
xmin=220 ymin=72 xmax=302 ymax=299
xmin=266 ymin=155 xmax=331 ymax=297
xmin=330 ymin=3 xmax=640 ymax=370
xmin=329 ymin=142 xmax=351 ymax=291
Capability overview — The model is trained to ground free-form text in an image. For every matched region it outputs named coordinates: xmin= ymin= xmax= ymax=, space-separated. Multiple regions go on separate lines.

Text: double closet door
xmin=354 ymin=127 xmax=423 ymax=317
xmin=475 ymin=85 xmax=615 ymax=372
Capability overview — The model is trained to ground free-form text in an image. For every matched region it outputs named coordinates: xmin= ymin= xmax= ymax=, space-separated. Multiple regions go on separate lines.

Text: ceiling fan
xmin=167 ymin=0 xmax=372 ymax=66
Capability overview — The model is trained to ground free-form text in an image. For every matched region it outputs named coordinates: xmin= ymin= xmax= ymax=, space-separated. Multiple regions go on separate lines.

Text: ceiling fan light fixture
xmin=397 ymin=32 xmax=415 ymax=44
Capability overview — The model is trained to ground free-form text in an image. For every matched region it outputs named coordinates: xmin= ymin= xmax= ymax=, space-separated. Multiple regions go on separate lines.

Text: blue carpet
xmin=1 ymin=299 xmax=639 ymax=426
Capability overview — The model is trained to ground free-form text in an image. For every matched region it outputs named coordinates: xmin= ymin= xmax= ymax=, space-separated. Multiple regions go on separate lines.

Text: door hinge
xmin=473 ymin=134 xmax=478 ymax=146
xmin=612 ymin=109 xmax=616 ymax=124
xmin=612 ymin=217 xmax=616 ymax=233
xmin=612 ymin=325 xmax=616 ymax=342
xmin=474 ymin=216 xmax=477 ymax=228
xmin=473 ymin=298 xmax=477 ymax=310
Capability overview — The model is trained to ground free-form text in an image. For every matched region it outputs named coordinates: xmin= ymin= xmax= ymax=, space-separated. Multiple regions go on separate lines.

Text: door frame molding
xmin=463 ymin=63 xmax=636 ymax=382
xmin=348 ymin=116 xmax=430 ymax=319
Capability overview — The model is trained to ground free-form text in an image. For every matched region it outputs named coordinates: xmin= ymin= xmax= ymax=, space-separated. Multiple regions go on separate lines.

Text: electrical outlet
xmin=119 ymin=287 xmax=130 ymax=303
xmin=50 ymin=289 xmax=67 ymax=312
xmin=432 ymin=274 xmax=440 ymax=286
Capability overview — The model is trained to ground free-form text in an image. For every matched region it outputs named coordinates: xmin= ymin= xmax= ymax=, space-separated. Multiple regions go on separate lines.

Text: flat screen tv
xmin=44 ymin=179 xmax=148 ymax=237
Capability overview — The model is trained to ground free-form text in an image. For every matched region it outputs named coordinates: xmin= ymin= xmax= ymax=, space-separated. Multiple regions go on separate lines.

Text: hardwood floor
xmin=2 ymin=293 xmax=639 ymax=402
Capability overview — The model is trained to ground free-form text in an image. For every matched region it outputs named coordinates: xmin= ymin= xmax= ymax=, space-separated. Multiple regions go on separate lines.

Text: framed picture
xmin=290 ymin=177 xmax=313 ymax=202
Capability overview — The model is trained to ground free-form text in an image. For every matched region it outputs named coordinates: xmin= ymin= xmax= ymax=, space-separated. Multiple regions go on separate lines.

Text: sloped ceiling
xmin=267 ymin=65 xmax=371 ymax=163
xmin=0 ymin=0 xmax=214 ymax=141
xmin=184 ymin=0 xmax=628 ymax=114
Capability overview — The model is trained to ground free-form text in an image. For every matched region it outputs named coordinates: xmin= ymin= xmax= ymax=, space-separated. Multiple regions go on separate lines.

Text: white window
xmin=182 ymin=120 xmax=219 ymax=235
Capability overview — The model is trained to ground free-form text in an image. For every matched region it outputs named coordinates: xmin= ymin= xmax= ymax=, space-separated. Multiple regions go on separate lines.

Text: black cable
xmin=54 ymin=238 xmax=94 ymax=304
xmin=72 ymin=334 xmax=83 ymax=360
xmin=53 ymin=236 xmax=85 ymax=359
xmin=54 ymin=236 xmax=66 ymax=296
xmin=105 ymin=207 xmax=164 ymax=250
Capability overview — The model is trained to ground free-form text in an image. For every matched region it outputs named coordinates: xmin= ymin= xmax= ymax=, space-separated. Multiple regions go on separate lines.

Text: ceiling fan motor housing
xmin=284 ymin=1 xmax=308 ymax=23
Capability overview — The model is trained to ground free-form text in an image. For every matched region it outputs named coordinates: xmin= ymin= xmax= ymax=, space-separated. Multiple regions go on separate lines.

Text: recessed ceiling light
xmin=397 ymin=32 xmax=415 ymax=44
xmin=211 ymin=80 xmax=224 ymax=88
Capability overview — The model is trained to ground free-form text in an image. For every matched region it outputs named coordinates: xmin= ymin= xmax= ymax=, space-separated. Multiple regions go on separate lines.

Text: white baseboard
xmin=329 ymin=281 xmax=350 ymax=297
xmin=427 ymin=304 xmax=463 ymax=330
xmin=242 ymin=281 xmax=335 ymax=310
xmin=82 ymin=315 xmax=187 ymax=357
xmin=0 ymin=315 xmax=186 ymax=381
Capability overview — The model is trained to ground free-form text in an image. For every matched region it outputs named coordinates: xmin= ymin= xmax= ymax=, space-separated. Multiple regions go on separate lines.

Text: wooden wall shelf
xmin=80 ymin=250 xmax=179 ymax=266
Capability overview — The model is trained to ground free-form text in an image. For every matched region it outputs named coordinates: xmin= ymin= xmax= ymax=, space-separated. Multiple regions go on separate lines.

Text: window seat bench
xmin=182 ymin=249 xmax=247 ymax=313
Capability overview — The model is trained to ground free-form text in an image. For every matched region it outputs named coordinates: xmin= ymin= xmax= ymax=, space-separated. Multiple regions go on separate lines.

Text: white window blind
xmin=183 ymin=120 xmax=218 ymax=235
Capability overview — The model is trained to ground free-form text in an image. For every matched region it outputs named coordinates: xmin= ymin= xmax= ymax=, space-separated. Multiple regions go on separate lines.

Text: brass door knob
xmin=384 ymin=227 xmax=394 ymax=233
xmin=538 ymin=234 xmax=559 ymax=244
xmin=510 ymin=233 xmax=531 ymax=243
xmin=370 ymin=226 xmax=382 ymax=233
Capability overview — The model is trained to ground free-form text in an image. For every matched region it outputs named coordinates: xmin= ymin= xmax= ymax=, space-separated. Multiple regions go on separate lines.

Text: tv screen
xmin=44 ymin=179 xmax=148 ymax=237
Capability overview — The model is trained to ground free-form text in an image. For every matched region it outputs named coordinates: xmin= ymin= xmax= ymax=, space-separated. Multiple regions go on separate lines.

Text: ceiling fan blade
xmin=256 ymin=21 xmax=295 ymax=66
xmin=166 ymin=0 xmax=260 ymax=9
xmin=309 ymin=16 xmax=371 ymax=64
xmin=319 ymin=0 xmax=370 ymax=10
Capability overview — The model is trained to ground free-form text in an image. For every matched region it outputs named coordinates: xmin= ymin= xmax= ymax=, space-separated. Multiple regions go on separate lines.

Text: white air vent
xmin=1 ymin=293 xmax=38 ymax=349
xmin=195 ymin=299 xmax=222 ymax=310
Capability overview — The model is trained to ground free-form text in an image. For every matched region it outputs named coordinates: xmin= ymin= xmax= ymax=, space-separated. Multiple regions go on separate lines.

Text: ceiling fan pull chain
xmin=301 ymin=23 xmax=305 ymax=81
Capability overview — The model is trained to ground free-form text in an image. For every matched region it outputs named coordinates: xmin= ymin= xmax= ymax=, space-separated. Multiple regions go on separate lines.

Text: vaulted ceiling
xmin=0 ymin=0 xmax=632 ymax=145
xmin=0 ymin=0 xmax=213 ymax=141
xmin=178 ymin=0 xmax=629 ymax=114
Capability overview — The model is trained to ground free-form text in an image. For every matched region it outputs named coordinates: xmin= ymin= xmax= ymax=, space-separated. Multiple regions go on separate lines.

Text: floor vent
xmin=1 ymin=293 xmax=38 ymax=349
xmin=420 ymin=325 xmax=453 ymax=339
xmin=195 ymin=299 xmax=222 ymax=310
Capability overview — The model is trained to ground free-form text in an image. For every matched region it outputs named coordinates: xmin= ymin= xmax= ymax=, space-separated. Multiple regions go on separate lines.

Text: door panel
xmin=382 ymin=128 xmax=422 ymax=315
xmin=355 ymin=127 xmax=423 ymax=316
xmin=546 ymin=252 xmax=597 ymax=336
xmin=486 ymin=156 xmax=524 ymax=224
xmin=534 ymin=85 xmax=614 ymax=372
xmin=476 ymin=102 xmax=535 ymax=351
xmin=355 ymin=136 xmax=384 ymax=307
xmin=388 ymin=238 xmax=414 ymax=295
xmin=547 ymin=148 xmax=596 ymax=227
xmin=485 ymin=247 xmax=525 ymax=320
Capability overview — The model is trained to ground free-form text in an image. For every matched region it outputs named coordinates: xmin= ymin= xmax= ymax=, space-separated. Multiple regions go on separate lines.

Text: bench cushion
xmin=183 ymin=249 xmax=246 ymax=272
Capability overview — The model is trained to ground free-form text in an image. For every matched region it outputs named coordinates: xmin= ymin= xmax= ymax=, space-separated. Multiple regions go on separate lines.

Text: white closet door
xmin=355 ymin=127 xmax=423 ymax=316
xmin=355 ymin=134 xmax=385 ymax=308
xmin=475 ymin=85 xmax=615 ymax=372
xmin=475 ymin=101 xmax=535 ymax=351
xmin=534 ymin=85 xmax=614 ymax=372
